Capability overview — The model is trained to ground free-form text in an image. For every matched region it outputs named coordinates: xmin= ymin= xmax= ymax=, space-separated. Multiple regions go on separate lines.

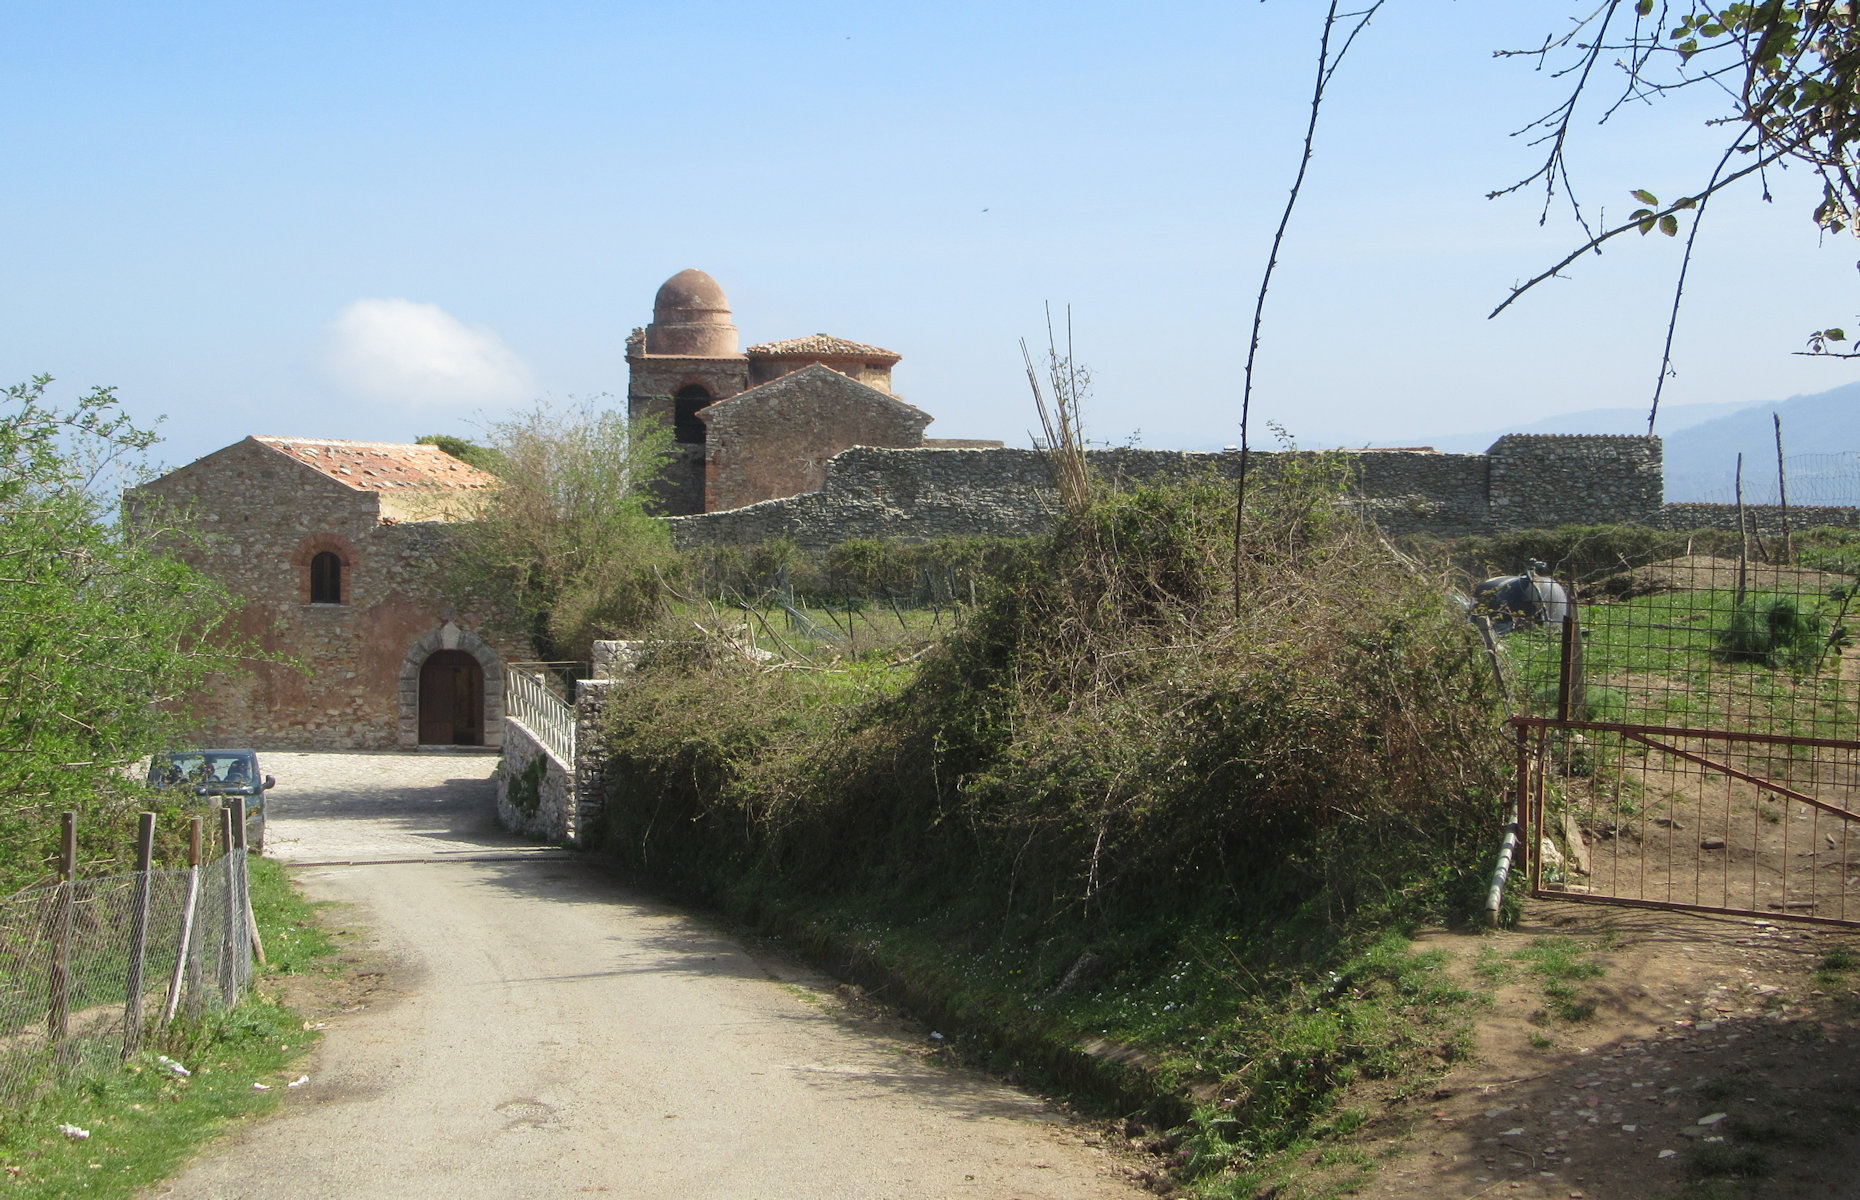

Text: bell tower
xmin=626 ymin=269 xmax=750 ymax=515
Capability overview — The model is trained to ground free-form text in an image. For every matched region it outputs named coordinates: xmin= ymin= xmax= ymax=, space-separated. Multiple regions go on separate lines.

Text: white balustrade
xmin=507 ymin=667 xmax=575 ymax=764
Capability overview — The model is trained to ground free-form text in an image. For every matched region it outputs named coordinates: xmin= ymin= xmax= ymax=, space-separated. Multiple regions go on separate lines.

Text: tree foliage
xmin=415 ymin=433 xmax=499 ymax=471
xmin=1490 ymin=2 xmax=1860 ymax=405
xmin=1502 ymin=3 xmax=1860 ymax=236
xmin=0 ymin=378 xmax=251 ymax=891
xmin=442 ymin=402 xmax=677 ymax=666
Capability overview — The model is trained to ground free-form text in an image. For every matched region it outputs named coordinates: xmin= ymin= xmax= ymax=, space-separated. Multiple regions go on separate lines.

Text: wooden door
xmin=418 ymin=650 xmax=484 ymax=745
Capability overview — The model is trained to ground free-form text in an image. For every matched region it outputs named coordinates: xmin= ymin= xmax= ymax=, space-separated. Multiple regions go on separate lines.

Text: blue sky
xmin=6 ymin=1 xmax=1858 ymax=470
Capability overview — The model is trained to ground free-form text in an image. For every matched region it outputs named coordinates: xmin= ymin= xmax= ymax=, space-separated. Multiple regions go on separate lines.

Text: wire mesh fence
xmin=1520 ymin=723 xmax=1860 ymax=925
xmin=677 ymin=565 xmax=990 ymax=669
xmin=1490 ymin=546 xmax=1860 ymax=739
xmin=1690 ymin=451 xmax=1860 ymax=508
xmin=1468 ymin=528 xmax=1860 ymax=925
xmin=0 ymin=827 xmax=253 ymax=1103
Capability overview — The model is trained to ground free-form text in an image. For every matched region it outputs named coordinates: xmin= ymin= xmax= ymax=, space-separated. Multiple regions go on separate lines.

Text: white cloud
xmin=324 ymin=298 xmax=534 ymax=407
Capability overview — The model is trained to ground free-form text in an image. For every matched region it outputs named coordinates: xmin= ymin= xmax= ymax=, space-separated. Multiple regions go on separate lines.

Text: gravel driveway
xmin=157 ymin=752 xmax=1138 ymax=1200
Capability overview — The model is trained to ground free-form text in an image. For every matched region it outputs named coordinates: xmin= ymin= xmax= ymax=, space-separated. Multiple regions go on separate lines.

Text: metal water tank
xmin=1470 ymin=560 xmax=1569 ymax=634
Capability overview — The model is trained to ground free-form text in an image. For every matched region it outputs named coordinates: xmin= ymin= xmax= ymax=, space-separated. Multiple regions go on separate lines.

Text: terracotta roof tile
xmin=744 ymin=333 xmax=900 ymax=362
xmin=253 ymin=437 xmax=497 ymax=492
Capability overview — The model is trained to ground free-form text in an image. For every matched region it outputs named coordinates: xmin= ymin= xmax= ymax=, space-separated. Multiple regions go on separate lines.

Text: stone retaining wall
xmin=496 ymin=717 xmax=574 ymax=843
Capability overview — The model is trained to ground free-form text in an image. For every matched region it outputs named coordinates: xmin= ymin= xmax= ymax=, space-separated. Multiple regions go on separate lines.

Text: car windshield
xmin=151 ymin=753 xmax=253 ymax=787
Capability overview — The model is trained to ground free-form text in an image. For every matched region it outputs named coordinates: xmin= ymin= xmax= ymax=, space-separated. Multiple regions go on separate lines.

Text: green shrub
xmin=594 ymin=462 xmax=1508 ymax=1153
xmin=1716 ymin=596 xmax=1829 ymax=672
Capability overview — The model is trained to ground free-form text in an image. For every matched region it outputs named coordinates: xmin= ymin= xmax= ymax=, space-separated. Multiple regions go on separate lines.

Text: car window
xmin=151 ymin=753 xmax=256 ymax=786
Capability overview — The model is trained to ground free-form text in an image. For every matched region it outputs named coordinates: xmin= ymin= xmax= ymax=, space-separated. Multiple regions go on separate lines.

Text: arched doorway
xmin=419 ymin=650 xmax=485 ymax=746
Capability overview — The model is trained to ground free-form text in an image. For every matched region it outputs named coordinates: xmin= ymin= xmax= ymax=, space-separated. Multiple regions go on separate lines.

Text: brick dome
xmin=645 ymin=269 xmax=739 ymax=357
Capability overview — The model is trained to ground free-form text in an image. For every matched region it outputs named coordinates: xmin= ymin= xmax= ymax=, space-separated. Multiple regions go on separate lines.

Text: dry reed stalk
xmin=1021 ymin=305 xmax=1091 ymax=518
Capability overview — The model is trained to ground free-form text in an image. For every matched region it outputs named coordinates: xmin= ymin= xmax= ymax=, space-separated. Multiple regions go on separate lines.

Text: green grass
xmin=1506 ymin=585 xmax=1860 ymax=736
xmin=1689 ymin=1141 xmax=1772 ymax=1180
xmin=0 ymin=857 xmax=339 ymax=1198
xmin=1473 ymin=944 xmax=1513 ymax=984
xmin=1513 ymin=936 xmax=1606 ymax=1023
xmin=1811 ymin=944 xmax=1858 ymax=988
xmin=672 ymin=593 xmax=958 ymax=671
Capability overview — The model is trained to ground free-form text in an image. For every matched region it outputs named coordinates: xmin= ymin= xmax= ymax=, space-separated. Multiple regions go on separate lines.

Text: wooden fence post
xmin=1735 ymin=453 xmax=1750 ymax=607
xmin=218 ymin=805 xmax=237 ymax=1002
xmin=1775 ymin=413 xmax=1793 ymax=563
xmin=48 ymin=812 xmax=76 ymax=1043
xmin=121 ymin=812 xmax=156 ymax=1057
xmin=233 ymin=798 xmax=264 ymax=969
xmin=164 ymin=816 xmax=203 ymax=1025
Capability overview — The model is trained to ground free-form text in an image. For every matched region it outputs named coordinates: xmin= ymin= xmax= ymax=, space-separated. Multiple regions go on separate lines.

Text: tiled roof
xmin=252 ymin=437 xmax=497 ymax=492
xmin=745 ymin=333 xmax=900 ymax=362
xmin=704 ymin=363 xmax=930 ymax=424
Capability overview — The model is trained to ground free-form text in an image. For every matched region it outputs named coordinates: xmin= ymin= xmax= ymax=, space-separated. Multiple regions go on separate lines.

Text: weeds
xmin=0 ymin=857 xmax=336 ymax=1198
xmin=1716 ymin=598 xmax=1828 ymax=672
xmin=1689 ymin=1140 xmax=1772 ymax=1180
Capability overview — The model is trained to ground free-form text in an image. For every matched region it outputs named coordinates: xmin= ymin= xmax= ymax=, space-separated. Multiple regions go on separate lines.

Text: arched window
xmin=673 ymin=385 xmax=712 ymax=444
xmin=309 ymin=551 xmax=343 ymax=604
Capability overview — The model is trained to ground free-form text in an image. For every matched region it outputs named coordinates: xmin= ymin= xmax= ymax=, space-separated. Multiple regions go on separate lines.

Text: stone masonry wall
xmin=128 ymin=439 xmax=532 ymax=750
xmin=627 ymin=354 xmax=751 ymax=518
xmin=1486 ymin=434 xmax=1664 ymax=529
xmin=701 ymin=367 xmax=931 ymax=513
xmin=573 ymin=679 xmax=615 ymax=847
xmin=496 ymin=717 xmax=574 ymax=842
xmin=1655 ymin=503 xmax=1860 ymax=535
xmin=665 ymin=437 xmax=1662 ymax=552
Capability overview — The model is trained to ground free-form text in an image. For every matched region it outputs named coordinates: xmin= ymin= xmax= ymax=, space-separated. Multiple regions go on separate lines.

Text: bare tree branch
xmin=1235 ymin=0 xmax=1384 ymax=615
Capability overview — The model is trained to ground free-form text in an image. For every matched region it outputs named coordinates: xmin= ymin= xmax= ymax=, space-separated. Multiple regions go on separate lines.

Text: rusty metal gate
xmin=1495 ymin=544 xmax=1860 ymax=927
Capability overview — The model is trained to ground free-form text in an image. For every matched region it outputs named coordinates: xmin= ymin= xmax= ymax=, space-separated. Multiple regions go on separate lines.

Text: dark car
xmin=148 ymin=750 xmax=276 ymax=851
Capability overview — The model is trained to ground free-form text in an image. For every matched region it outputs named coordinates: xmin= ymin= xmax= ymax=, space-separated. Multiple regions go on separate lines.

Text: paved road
xmin=157 ymin=752 xmax=1138 ymax=1200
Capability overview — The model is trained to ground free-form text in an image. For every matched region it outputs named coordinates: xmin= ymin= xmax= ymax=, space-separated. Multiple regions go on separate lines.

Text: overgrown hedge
xmin=595 ymin=463 xmax=1511 ymax=1156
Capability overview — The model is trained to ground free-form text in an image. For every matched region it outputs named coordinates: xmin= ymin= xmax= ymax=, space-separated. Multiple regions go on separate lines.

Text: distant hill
xmin=1662 ymin=382 xmax=1860 ymax=503
xmin=1396 ymin=400 xmax=1762 ymax=456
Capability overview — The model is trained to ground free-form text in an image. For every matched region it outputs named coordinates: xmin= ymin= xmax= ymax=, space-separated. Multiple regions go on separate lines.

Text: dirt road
xmin=156 ymin=752 xmax=1138 ymax=1200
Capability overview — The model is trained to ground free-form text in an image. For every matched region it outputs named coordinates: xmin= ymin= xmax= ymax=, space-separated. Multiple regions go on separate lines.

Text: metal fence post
xmin=1558 ymin=613 xmax=1577 ymax=724
xmin=164 ymin=816 xmax=203 ymax=1025
xmin=122 ymin=812 xmax=156 ymax=1057
xmin=48 ymin=812 xmax=76 ymax=1043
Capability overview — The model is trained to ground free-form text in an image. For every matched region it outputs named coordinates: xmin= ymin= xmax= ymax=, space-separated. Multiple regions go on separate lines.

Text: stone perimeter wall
xmin=665 ymin=435 xmax=1668 ymax=552
xmin=1655 ymin=503 xmax=1860 ymax=535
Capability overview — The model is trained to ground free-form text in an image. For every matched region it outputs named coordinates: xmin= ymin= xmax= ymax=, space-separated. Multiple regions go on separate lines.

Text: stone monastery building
xmin=134 ymin=268 xmax=993 ymax=751
xmin=628 ymin=268 xmax=998 ymax=515
xmin=128 ymin=437 xmax=533 ymax=751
